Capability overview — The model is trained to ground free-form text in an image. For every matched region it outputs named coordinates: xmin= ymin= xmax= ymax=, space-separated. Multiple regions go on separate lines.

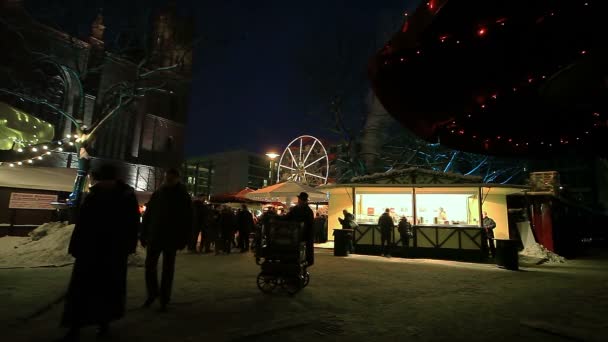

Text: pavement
xmin=2 ymin=248 xmax=608 ymax=341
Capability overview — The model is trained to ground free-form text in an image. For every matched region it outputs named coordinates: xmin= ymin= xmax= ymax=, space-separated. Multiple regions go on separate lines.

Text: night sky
xmin=26 ymin=0 xmax=414 ymax=157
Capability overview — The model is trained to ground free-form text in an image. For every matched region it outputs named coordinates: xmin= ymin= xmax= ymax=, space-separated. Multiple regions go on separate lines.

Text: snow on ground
xmin=519 ymin=242 xmax=566 ymax=264
xmin=2 ymin=247 xmax=608 ymax=342
xmin=0 ymin=222 xmax=145 ymax=269
xmin=2 ymin=223 xmax=606 ymax=341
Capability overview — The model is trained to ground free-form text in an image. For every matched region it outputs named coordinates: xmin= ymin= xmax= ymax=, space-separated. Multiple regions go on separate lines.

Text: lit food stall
xmin=320 ymin=168 xmax=529 ymax=261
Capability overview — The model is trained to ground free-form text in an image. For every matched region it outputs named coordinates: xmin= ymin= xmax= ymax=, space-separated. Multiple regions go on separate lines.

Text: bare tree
xmin=0 ymin=5 xmax=194 ymax=206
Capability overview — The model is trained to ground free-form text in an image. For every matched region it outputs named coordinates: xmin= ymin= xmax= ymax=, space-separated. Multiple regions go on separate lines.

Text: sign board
xmin=9 ymin=193 xmax=58 ymax=210
xmin=367 ymin=207 xmax=375 ymax=215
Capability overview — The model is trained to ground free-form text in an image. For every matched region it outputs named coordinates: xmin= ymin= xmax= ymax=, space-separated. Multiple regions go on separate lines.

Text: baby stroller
xmin=255 ymin=220 xmax=310 ymax=295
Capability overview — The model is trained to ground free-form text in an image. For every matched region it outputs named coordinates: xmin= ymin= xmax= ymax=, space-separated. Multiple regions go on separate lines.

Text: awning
xmin=245 ymin=181 xmax=328 ymax=203
xmin=0 ymin=166 xmax=76 ymax=192
xmin=0 ymin=165 xmax=153 ymax=204
xmin=210 ymin=187 xmax=257 ymax=203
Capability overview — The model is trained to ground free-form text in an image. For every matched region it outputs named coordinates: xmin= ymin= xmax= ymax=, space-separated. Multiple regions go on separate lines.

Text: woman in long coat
xmin=58 ymin=164 xmax=140 ymax=341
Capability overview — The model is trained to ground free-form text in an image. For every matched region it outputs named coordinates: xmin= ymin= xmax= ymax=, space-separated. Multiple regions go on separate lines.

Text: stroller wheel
xmin=284 ymin=275 xmax=303 ymax=295
xmin=256 ymin=273 xmax=276 ymax=294
xmin=303 ymin=271 xmax=310 ymax=287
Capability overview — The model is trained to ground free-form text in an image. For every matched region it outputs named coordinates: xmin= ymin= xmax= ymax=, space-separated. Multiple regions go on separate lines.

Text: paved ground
xmin=2 ymin=248 xmax=608 ymax=341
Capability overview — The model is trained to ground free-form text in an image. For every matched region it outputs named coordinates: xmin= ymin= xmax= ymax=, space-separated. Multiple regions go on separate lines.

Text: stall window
xmin=414 ymin=188 xmax=479 ymax=225
xmin=355 ymin=187 xmax=413 ymax=225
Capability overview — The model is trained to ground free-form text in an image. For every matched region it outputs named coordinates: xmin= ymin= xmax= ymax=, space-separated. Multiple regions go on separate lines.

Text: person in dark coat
xmin=397 ymin=216 xmax=412 ymax=253
xmin=378 ymin=208 xmax=394 ymax=257
xmin=58 ymin=163 xmax=140 ymax=342
xmin=140 ymin=168 xmax=192 ymax=312
xmin=236 ymin=204 xmax=254 ymax=252
xmin=284 ymin=192 xmax=315 ymax=266
xmin=189 ymin=194 xmax=207 ymax=253
xmin=219 ymin=206 xmax=236 ymax=254
xmin=338 ymin=209 xmax=355 ymax=229
xmin=313 ymin=213 xmax=326 ymax=243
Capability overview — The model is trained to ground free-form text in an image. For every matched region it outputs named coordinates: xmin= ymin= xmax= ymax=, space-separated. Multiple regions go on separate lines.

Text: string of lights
xmin=379 ymin=0 xmax=602 ymax=152
xmin=0 ymin=134 xmax=80 ymax=167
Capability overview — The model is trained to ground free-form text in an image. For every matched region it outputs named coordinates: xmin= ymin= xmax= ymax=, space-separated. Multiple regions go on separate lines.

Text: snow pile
xmin=520 ymin=242 xmax=566 ymax=264
xmin=0 ymin=222 xmax=75 ymax=268
xmin=0 ymin=222 xmax=146 ymax=268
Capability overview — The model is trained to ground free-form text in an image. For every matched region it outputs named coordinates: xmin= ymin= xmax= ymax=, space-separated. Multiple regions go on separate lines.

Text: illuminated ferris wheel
xmin=277 ymin=135 xmax=329 ymax=185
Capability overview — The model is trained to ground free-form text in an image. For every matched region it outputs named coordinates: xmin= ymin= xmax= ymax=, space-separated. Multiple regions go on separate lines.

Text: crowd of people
xmin=55 ymin=164 xmax=323 ymax=342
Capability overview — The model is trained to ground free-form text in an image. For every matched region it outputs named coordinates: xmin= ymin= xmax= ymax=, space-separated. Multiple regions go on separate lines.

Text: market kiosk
xmin=320 ymin=168 xmax=528 ymax=261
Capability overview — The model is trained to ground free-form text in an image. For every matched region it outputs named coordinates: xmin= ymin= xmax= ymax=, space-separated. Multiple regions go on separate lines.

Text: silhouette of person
xmin=140 ymin=168 xmax=192 ymax=312
xmin=58 ymin=163 xmax=140 ymax=341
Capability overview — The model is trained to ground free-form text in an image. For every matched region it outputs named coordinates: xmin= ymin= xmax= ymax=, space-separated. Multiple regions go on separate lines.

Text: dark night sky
xmin=26 ymin=0 xmax=414 ymax=157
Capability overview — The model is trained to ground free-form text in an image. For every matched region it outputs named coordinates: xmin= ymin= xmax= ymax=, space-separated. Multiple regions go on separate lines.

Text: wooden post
xmin=9 ymin=209 xmax=16 ymax=236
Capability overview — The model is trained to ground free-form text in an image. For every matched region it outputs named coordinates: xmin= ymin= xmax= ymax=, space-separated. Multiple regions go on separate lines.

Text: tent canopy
xmin=210 ymin=187 xmax=257 ymax=203
xmin=245 ymin=181 xmax=328 ymax=203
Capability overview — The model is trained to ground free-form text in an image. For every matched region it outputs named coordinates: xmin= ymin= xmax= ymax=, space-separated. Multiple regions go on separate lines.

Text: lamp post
xmin=265 ymin=151 xmax=279 ymax=185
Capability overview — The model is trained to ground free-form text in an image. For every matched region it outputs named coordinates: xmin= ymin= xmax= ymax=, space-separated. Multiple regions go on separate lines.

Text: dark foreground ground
xmin=2 ymin=248 xmax=608 ymax=341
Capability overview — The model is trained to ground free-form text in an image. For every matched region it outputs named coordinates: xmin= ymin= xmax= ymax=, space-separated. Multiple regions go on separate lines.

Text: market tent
xmin=245 ymin=181 xmax=328 ymax=203
xmin=210 ymin=187 xmax=257 ymax=203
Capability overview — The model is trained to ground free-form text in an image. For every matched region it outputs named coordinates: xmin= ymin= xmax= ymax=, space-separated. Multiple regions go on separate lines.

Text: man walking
xmin=140 ymin=168 xmax=192 ymax=312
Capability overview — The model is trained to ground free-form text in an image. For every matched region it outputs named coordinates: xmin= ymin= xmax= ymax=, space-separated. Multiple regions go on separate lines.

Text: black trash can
xmin=333 ymin=229 xmax=353 ymax=256
xmin=495 ymin=239 xmax=519 ymax=270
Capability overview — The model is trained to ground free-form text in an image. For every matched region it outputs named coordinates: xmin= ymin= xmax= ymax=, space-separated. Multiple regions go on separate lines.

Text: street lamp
xmin=266 ymin=151 xmax=279 ymax=185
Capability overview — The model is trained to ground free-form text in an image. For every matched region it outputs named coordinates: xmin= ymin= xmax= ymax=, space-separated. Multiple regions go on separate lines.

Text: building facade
xmin=0 ymin=0 xmax=193 ymax=192
xmin=186 ymin=150 xmax=271 ymax=196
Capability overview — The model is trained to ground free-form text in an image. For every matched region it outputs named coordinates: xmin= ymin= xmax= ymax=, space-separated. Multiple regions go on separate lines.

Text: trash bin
xmin=333 ymin=229 xmax=353 ymax=256
xmin=494 ymin=239 xmax=519 ymax=270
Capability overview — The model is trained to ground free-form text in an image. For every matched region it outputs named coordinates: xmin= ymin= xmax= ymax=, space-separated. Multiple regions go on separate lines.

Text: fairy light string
xmin=381 ymin=1 xmax=603 ymax=152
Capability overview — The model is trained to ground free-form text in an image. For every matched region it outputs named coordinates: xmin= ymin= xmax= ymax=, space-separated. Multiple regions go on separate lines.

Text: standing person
xmin=397 ymin=216 xmax=412 ymax=253
xmin=140 ymin=168 xmax=192 ymax=312
xmin=337 ymin=209 xmax=357 ymax=253
xmin=236 ymin=204 xmax=254 ymax=252
xmin=285 ymin=192 xmax=315 ymax=266
xmin=338 ymin=209 xmax=355 ymax=229
xmin=58 ymin=163 xmax=140 ymax=342
xmin=378 ymin=208 xmax=394 ymax=257
xmin=219 ymin=206 xmax=236 ymax=254
xmin=438 ymin=207 xmax=448 ymax=224
xmin=482 ymin=211 xmax=497 ymax=258
xmin=313 ymin=212 xmax=325 ymax=243
xmin=188 ymin=194 xmax=207 ymax=253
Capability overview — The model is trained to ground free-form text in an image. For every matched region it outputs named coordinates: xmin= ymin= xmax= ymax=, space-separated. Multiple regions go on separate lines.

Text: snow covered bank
xmin=0 ymin=222 xmax=145 ymax=268
xmin=519 ymin=242 xmax=566 ymax=264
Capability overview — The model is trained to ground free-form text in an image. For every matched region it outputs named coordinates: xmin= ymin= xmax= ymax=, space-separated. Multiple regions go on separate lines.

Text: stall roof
xmin=0 ymin=166 xmax=153 ymax=203
xmin=0 ymin=166 xmax=76 ymax=192
xmin=319 ymin=183 xmax=530 ymax=195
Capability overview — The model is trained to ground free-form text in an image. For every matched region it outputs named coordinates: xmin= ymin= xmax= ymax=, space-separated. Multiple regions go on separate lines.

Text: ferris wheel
xmin=277 ymin=135 xmax=329 ymax=185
